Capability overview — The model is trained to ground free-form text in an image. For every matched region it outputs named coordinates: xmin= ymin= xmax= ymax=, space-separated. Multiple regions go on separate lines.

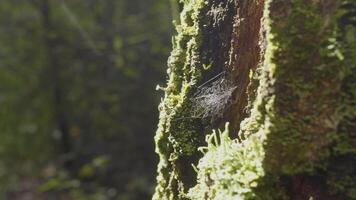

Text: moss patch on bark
xmin=153 ymin=0 xmax=240 ymax=198
xmin=186 ymin=0 xmax=356 ymax=199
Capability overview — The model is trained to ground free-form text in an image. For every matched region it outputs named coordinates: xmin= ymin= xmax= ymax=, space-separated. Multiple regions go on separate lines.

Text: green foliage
xmin=0 ymin=1 xmax=54 ymax=192
xmin=0 ymin=0 xmax=172 ymax=198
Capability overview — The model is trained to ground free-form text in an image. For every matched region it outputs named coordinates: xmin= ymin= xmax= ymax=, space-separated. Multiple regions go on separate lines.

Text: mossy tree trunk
xmin=153 ymin=0 xmax=356 ymax=199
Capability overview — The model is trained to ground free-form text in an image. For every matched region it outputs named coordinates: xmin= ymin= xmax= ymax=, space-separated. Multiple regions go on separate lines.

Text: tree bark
xmin=153 ymin=0 xmax=356 ymax=199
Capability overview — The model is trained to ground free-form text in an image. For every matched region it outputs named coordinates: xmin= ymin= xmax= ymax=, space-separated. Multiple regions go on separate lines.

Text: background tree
xmin=153 ymin=0 xmax=356 ymax=199
xmin=0 ymin=0 xmax=173 ymax=199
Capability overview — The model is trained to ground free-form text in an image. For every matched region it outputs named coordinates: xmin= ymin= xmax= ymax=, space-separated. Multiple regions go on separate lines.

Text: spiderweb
xmin=189 ymin=72 xmax=237 ymax=120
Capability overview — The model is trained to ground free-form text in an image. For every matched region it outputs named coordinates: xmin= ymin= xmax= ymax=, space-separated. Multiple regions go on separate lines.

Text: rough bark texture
xmin=153 ymin=0 xmax=356 ymax=199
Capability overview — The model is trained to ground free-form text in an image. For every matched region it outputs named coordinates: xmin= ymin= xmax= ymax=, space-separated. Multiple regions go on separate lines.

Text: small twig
xmin=197 ymin=71 xmax=225 ymax=89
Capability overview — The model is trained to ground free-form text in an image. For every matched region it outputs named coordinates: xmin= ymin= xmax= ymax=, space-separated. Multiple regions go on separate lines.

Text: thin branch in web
xmin=197 ymin=71 xmax=226 ymax=89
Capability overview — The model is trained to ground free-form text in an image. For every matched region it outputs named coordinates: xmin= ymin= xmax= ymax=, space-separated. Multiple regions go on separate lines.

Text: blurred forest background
xmin=0 ymin=0 xmax=174 ymax=199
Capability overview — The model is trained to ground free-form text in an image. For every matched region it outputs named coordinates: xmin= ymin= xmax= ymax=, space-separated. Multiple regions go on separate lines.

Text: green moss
xmin=155 ymin=0 xmax=356 ymax=199
xmin=185 ymin=0 xmax=278 ymax=197
xmin=252 ymin=1 xmax=356 ymax=198
xmin=260 ymin=0 xmax=347 ymax=174
xmin=187 ymin=123 xmax=268 ymax=200
xmin=187 ymin=0 xmax=356 ymax=199
xmin=153 ymin=0 xmax=209 ymax=199
xmin=326 ymin=3 xmax=356 ymax=198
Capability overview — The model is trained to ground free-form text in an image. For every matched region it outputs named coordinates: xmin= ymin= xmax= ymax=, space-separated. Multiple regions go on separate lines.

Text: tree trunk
xmin=153 ymin=0 xmax=356 ymax=199
xmin=41 ymin=0 xmax=72 ymax=167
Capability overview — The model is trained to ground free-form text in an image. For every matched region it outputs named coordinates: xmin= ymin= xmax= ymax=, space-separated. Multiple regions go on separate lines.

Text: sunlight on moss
xmin=188 ymin=123 xmax=265 ymax=200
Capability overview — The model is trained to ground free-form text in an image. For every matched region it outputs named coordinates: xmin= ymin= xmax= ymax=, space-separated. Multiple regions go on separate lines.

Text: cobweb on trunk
xmin=189 ymin=71 xmax=237 ymax=120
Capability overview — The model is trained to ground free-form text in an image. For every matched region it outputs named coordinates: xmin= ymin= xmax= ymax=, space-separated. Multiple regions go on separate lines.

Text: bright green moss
xmin=187 ymin=123 xmax=267 ymax=200
xmin=153 ymin=0 xmax=209 ymax=199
